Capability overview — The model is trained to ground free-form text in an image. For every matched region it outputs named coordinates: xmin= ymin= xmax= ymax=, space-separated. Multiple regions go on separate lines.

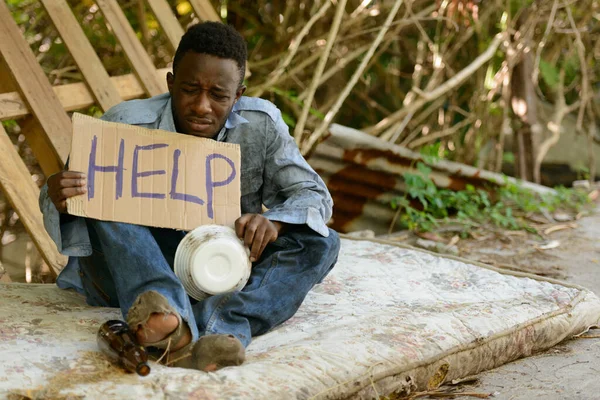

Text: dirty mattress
xmin=1 ymin=237 xmax=599 ymax=399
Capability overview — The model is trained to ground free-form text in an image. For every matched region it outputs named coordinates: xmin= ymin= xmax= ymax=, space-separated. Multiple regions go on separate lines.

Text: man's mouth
xmin=186 ymin=118 xmax=212 ymax=131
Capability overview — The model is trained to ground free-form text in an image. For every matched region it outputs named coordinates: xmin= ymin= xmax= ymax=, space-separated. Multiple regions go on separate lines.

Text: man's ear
xmin=235 ymin=85 xmax=247 ymax=101
xmin=167 ymin=72 xmax=174 ymax=94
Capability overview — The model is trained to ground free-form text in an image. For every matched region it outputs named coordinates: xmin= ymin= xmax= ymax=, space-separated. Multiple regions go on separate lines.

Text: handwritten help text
xmin=86 ymin=135 xmax=236 ymax=219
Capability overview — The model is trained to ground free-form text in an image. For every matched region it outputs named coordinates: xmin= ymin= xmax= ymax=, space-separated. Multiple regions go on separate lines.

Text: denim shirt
xmin=39 ymin=93 xmax=333 ymax=259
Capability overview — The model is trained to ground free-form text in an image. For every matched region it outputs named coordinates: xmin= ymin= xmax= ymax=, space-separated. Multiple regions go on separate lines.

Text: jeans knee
xmin=326 ymin=229 xmax=341 ymax=251
xmin=315 ymin=229 xmax=340 ymax=259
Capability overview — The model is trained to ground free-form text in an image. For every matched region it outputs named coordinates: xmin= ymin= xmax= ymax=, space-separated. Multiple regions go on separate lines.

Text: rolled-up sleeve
xmin=39 ymin=184 xmax=63 ymax=251
xmin=261 ymin=112 xmax=333 ymax=237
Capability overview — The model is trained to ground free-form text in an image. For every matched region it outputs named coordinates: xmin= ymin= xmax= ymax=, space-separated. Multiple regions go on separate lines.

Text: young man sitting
xmin=41 ymin=22 xmax=340 ymax=372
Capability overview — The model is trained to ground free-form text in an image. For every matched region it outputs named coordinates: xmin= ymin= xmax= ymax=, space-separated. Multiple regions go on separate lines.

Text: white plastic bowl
xmin=174 ymin=225 xmax=251 ymax=301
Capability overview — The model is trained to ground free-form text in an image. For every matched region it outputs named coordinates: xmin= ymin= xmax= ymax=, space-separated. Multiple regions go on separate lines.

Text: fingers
xmin=243 ymin=216 xmax=260 ymax=252
xmin=234 ymin=214 xmax=279 ymax=263
xmin=59 ymin=178 xmax=86 ymax=189
xmin=47 ymin=171 xmax=87 ymax=213
xmin=235 ymin=214 xmax=253 ymax=239
xmin=59 ymin=171 xmax=86 ymax=180
xmin=58 ymin=186 xmax=87 ymax=200
xmin=249 ymin=223 xmax=267 ymax=262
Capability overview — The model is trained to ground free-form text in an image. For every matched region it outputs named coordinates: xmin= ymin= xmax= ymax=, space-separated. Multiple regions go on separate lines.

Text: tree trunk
xmin=510 ymin=16 xmax=541 ymax=182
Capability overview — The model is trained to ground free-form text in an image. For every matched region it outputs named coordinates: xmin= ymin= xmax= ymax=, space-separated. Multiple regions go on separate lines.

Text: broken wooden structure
xmin=0 ymin=0 xmax=219 ymax=279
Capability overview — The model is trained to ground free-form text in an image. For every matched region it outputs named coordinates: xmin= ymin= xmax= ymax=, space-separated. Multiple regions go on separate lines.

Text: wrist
xmin=271 ymin=220 xmax=287 ymax=234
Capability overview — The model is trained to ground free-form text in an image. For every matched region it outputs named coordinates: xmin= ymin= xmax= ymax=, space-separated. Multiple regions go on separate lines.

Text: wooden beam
xmin=0 ymin=60 xmax=63 ymax=176
xmin=0 ymin=1 xmax=71 ymax=169
xmin=41 ymin=0 xmax=122 ymax=111
xmin=0 ymin=124 xmax=68 ymax=277
xmin=0 ymin=265 xmax=12 ymax=283
xmin=20 ymin=117 xmax=64 ymax=176
xmin=96 ymin=0 xmax=167 ymax=96
xmin=146 ymin=0 xmax=184 ymax=51
xmin=189 ymin=0 xmax=220 ymax=22
xmin=0 ymin=68 xmax=170 ymax=121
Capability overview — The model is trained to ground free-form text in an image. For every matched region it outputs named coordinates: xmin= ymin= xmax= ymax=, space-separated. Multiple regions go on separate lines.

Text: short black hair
xmin=173 ymin=22 xmax=247 ymax=86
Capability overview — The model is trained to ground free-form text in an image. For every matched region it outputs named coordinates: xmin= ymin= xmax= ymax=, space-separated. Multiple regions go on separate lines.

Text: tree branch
xmin=532 ymin=0 xmax=559 ymax=90
xmin=293 ymin=0 xmax=347 ymax=145
xmin=301 ymin=0 xmax=405 ymax=155
xmin=408 ymin=117 xmax=474 ymax=149
xmin=366 ymin=33 xmax=505 ymax=137
xmin=565 ymin=3 xmax=589 ymax=131
xmin=251 ymin=0 xmax=332 ymax=98
xmin=382 ymin=39 xmax=426 ymax=143
xmin=534 ymin=70 xmax=581 ymax=183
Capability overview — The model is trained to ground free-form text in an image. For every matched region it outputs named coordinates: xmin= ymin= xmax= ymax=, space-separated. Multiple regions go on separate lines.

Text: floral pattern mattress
xmin=1 ymin=237 xmax=599 ymax=399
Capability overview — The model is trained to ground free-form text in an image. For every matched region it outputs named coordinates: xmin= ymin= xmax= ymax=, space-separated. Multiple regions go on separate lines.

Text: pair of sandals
xmin=128 ymin=291 xmax=246 ymax=372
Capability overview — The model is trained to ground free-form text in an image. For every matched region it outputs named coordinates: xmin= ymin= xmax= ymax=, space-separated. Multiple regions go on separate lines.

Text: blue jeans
xmin=71 ymin=219 xmax=340 ymax=347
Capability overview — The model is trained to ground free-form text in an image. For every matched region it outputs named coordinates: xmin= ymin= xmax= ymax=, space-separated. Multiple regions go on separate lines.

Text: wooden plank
xmin=19 ymin=117 xmax=64 ymax=176
xmin=0 ymin=124 xmax=68 ymax=277
xmin=0 ymin=68 xmax=170 ymax=121
xmin=0 ymin=264 xmax=12 ymax=283
xmin=95 ymin=0 xmax=167 ymax=96
xmin=0 ymin=60 xmax=63 ymax=176
xmin=188 ymin=0 xmax=220 ymax=22
xmin=40 ymin=0 xmax=121 ymax=111
xmin=0 ymin=1 xmax=70 ymax=168
xmin=0 ymin=64 xmax=65 ymax=276
xmin=147 ymin=0 xmax=184 ymax=51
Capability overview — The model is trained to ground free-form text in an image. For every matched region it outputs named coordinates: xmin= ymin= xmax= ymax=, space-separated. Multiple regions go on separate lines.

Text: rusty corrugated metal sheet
xmin=308 ymin=124 xmax=554 ymax=234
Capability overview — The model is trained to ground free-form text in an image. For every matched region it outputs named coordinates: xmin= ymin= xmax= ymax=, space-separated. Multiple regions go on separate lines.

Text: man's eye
xmin=182 ymin=88 xmax=196 ymax=94
xmin=212 ymin=93 xmax=228 ymax=100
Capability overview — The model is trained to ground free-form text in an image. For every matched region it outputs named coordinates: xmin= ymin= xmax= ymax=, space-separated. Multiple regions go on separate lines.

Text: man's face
xmin=167 ymin=52 xmax=246 ymax=138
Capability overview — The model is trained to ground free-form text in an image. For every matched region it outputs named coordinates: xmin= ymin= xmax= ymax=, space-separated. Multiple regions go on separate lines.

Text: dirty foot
xmin=127 ymin=291 xmax=191 ymax=351
xmin=136 ymin=313 xmax=191 ymax=351
xmin=167 ymin=334 xmax=245 ymax=372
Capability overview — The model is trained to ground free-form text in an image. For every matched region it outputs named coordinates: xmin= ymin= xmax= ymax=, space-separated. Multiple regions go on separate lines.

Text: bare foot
xmin=136 ymin=313 xmax=191 ymax=351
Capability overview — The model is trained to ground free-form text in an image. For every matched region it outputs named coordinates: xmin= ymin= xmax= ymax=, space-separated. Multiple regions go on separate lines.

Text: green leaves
xmin=539 ymin=60 xmax=560 ymax=89
xmin=281 ymin=112 xmax=296 ymax=128
xmin=390 ymin=162 xmax=589 ymax=233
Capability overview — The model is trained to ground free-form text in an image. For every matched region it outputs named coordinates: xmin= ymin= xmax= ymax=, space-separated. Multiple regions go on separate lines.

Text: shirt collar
xmin=158 ymin=97 xmax=177 ymax=132
xmin=225 ymin=101 xmax=250 ymax=129
xmin=159 ymin=96 xmax=250 ymax=134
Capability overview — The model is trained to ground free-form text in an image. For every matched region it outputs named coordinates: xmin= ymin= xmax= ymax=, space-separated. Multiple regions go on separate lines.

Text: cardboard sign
xmin=66 ymin=113 xmax=241 ymax=231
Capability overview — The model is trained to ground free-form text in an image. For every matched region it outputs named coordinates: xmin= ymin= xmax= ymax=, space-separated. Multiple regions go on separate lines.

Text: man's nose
xmin=193 ymin=92 xmax=212 ymax=114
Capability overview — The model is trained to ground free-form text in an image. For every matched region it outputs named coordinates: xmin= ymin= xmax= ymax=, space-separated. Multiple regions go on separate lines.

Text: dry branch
xmin=383 ymin=39 xmax=426 ymax=143
xmin=532 ymin=0 xmax=559 ymax=90
xmin=251 ymin=0 xmax=332 ymax=98
xmin=534 ymin=70 xmax=580 ymax=183
xmin=293 ymin=0 xmax=347 ymax=145
xmin=366 ymin=33 xmax=505 ymax=137
xmin=565 ymin=4 xmax=589 ymax=131
xmin=301 ymin=0 xmax=405 ymax=155
xmin=398 ymin=97 xmax=446 ymax=147
xmin=408 ymin=117 xmax=474 ymax=148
